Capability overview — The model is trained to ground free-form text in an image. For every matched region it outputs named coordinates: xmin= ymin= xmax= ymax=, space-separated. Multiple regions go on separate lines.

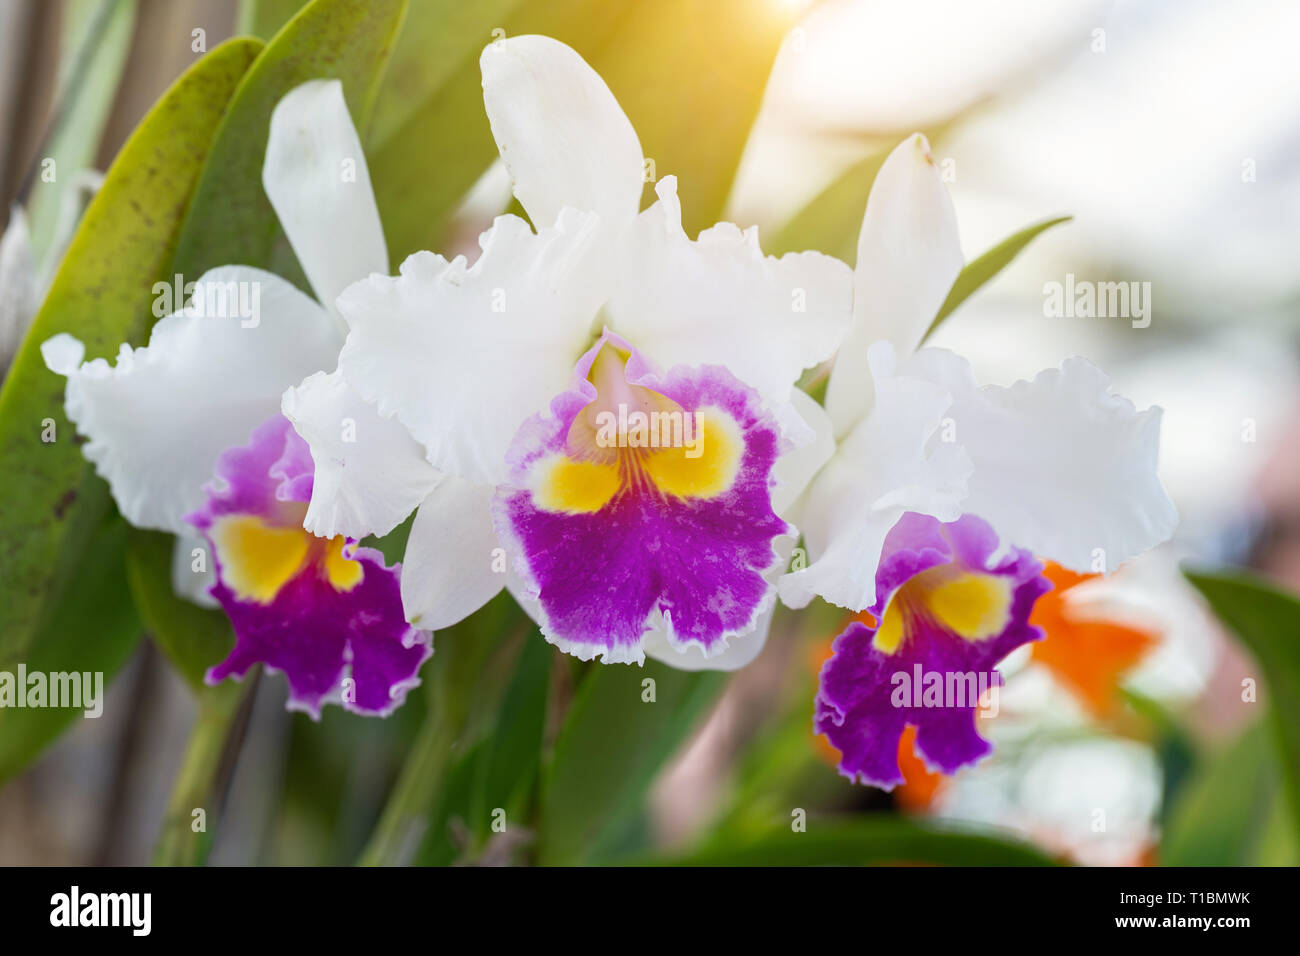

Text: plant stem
xmin=356 ymin=705 xmax=457 ymax=866
xmin=152 ymin=678 xmax=252 ymax=865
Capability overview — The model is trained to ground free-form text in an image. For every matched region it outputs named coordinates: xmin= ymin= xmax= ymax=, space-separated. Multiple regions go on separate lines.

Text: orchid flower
xmin=41 ymin=80 xmax=433 ymax=717
xmin=785 ymin=134 xmax=1178 ymax=788
xmin=287 ymin=35 xmax=853 ymax=669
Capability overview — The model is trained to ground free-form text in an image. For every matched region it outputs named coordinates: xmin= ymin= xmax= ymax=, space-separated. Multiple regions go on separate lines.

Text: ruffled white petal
xmin=902 ymin=347 xmax=1178 ymax=572
xmin=400 ymin=478 xmax=505 ymax=631
xmin=172 ymin=532 xmax=218 ymax=608
xmin=480 ymin=34 xmax=645 ymax=232
xmin=609 ymin=177 xmax=853 ymax=411
xmin=771 ymin=388 xmax=836 ymax=518
xmin=779 ymin=342 xmax=971 ymax=612
xmin=336 ymin=209 xmax=605 ymax=487
xmin=41 ymin=266 xmax=341 ymax=534
xmin=826 ymin=133 xmax=963 ymax=439
xmin=282 ymin=369 xmax=442 ymax=539
xmin=263 ymin=79 xmax=388 ymax=319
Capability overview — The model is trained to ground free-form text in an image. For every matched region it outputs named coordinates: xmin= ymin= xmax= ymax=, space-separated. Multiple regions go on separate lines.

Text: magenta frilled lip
xmin=815 ymin=512 xmax=1050 ymax=789
xmin=189 ymin=415 xmax=431 ymax=718
xmin=494 ymin=329 xmax=790 ymax=664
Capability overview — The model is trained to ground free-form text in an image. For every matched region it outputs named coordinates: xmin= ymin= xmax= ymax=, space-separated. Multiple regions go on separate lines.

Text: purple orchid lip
xmin=816 ymin=512 xmax=1050 ymax=789
xmin=190 ymin=415 xmax=430 ymax=718
xmin=494 ymin=328 xmax=790 ymax=663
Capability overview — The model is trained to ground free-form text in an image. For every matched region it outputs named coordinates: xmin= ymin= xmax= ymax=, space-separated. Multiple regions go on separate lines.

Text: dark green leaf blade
xmin=1184 ymin=569 xmax=1300 ymax=838
xmin=643 ymin=817 xmax=1061 ymax=867
xmin=0 ymin=37 xmax=262 ymax=665
xmin=538 ymin=662 xmax=726 ymax=865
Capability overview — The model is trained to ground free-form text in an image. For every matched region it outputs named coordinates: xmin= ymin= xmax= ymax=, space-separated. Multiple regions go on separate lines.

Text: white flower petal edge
xmin=282 ymin=369 xmax=442 ymax=539
xmin=902 ymin=347 xmax=1179 ymax=573
xmin=400 ymin=477 xmax=504 ymax=631
xmin=481 ymin=34 xmax=645 ymax=234
xmin=263 ymin=79 xmax=388 ymax=322
xmin=609 ymin=177 xmax=854 ymax=412
xmin=826 ymin=133 xmax=963 ymax=440
xmin=771 ymin=387 xmax=836 ymax=518
xmin=779 ymin=342 xmax=971 ymax=612
xmin=1 ymin=205 xmax=39 ymax=373
xmin=336 ymin=209 xmax=605 ymax=487
xmin=42 ymin=266 xmax=340 ymax=534
xmin=643 ymin=534 xmax=797 ymax=672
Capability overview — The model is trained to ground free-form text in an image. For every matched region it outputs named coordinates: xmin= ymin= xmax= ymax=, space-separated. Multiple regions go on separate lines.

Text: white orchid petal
xmin=400 ymin=478 xmax=504 ymax=631
xmin=337 ymin=209 xmax=604 ymax=487
xmin=282 ymin=369 xmax=442 ymax=539
xmin=780 ymin=342 xmax=970 ymax=611
xmin=827 ymin=133 xmax=963 ymax=438
xmin=609 ymin=176 xmax=853 ymax=411
xmin=0 ymin=205 xmax=39 ymax=373
xmin=480 ymin=34 xmax=645 ymax=231
xmin=41 ymin=266 xmax=341 ymax=534
xmin=771 ymin=388 xmax=836 ymax=518
xmin=903 ymin=347 xmax=1178 ymax=572
xmin=263 ymin=79 xmax=388 ymax=317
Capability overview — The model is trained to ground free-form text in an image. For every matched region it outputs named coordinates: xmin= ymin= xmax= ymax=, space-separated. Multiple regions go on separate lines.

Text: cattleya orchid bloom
xmin=791 ymin=134 xmax=1178 ymax=788
xmin=287 ymin=35 xmax=853 ymax=667
xmin=41 ymin=80 xmax=434 ymax=716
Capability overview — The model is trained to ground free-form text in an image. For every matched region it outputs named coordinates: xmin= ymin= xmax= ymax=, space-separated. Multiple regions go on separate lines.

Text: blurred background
xmin=1 ymin=0 xmax=1296 ymax=865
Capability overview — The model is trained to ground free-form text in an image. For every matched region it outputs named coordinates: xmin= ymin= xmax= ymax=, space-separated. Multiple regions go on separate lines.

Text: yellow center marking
xmin=534 ymin=455 xmax=622 ymax=514
xmin=322 ymin=535 xmax=364 ymax=591
xmin=642 ymin=407 xmax=741 ymax=500
xmin=210 ymin=515 xmax=311 ymax=605
xmin=871 ymin=568 xmax=1013 ymax=654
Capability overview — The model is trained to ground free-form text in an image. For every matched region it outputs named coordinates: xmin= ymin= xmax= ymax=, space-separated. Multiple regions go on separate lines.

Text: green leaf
xmin=0 ymin=517 xmax=142 ymax=781
xmin=26 ymin=0 xmax=138 ymax=266
xmin=124 ymin=527 xmax=233 ymax=690
xmin=1184 ymin=569 xmax=1300 ymax=839
xmin=588 ymin=0 xmax=796 ymax=236
xmin=0 ymin=38 xmax=262 ymax=666
xmin=1161 ymin=722 xmax=1297 ymax=866
xmin=170 ymin=0 xmax=408 ymax=285
xmin=235 ymin=0 xmax=308 ymax=39
xmin=644 ymin=817 xmax=1061 ymax=866
xmin=766 ymin=148 xmax=892 ymax=263
xmin=538 ymin=662 xmax=727 ymax=864
xmin=369 ymin=0 xmax=634 ymax=264
xmin=921 ymin=216 xmax=1071 ymax=343
xmin=467 ymin=632 xmax=551 ymax=843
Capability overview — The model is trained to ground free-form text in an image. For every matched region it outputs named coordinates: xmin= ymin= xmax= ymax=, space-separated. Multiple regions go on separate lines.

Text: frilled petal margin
xmin=815 ymin=512 xmax=1048 ymax=789
xmin=192 ymin=415 xmax=430 ymax=718
xmin=495 ymin=330 xmax=789 ymax=664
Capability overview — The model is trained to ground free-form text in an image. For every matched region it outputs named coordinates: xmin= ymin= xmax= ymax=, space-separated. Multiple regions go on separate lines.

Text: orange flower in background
xmin=1029 ymin=562 xmax=1159 ymax=718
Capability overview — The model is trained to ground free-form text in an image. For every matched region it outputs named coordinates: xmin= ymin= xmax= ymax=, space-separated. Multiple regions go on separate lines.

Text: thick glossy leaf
xmin=921 ymin=216 xmax=1071 ymax=343
xmin=1184 ymin=569 xmax=1300 ymax=837
xmin=589 ymin=0 xmax=796 ymax=236
xmin=124 ymin=528 xmax=232 ymax=690
xmin=1161 ymin=722 xmax=1297 ymax=866
xmin=170 ymin=0 xmax=407 ymax=286
xmin=0 ymin=518 xmax=141 ymax=781
xmin=538 ymin=662 xmax=727 ymax=864
xmin=0 ymin=38 xmax=262 ymax=665
xmin=646 ymin=817 xmax=1061 ymax=866
xmin=235 ymin=0 xmax=308 ymax=39
xmin=369 ymin=0 xmax=633 ymax=264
